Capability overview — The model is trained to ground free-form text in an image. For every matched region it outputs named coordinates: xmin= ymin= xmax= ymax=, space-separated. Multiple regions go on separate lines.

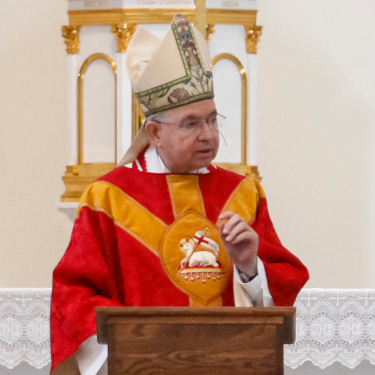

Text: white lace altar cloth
xmin=1 ymin=288 xmax=375 ymax=370
xmin=285 ymin=288 xmax=375 ymax=369
xmin=0 ymin=289 xmax=51 ymax=369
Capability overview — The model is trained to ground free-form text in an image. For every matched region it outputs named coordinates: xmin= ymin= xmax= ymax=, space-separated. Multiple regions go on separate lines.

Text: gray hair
xmin=145 ymin=111 xmax=167 ymax=124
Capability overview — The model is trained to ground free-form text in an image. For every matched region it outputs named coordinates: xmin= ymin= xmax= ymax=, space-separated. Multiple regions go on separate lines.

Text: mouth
xmin=196 ymin=148 xmax=213 ymax=154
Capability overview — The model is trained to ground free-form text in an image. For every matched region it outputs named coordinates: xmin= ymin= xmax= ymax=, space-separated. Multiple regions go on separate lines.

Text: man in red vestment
xmin=50 ymin=14 xmax=309 ymax=375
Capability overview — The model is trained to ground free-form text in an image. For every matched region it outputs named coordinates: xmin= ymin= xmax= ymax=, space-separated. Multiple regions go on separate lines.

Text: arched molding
xmin=212 ymin=53 xmax=247 ymax=166
xmin=77 ymin=53 xmax=117 ymax=164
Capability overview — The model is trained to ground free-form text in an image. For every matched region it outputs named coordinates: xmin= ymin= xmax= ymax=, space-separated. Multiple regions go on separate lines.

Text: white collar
xmin=144 ymin=146 xmax=210 ymax=174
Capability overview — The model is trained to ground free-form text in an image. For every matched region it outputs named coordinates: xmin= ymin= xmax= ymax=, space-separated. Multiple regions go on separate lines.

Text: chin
xmin=183 ymin=152 xmax=217 ymax=172
xmin=191 ymin=160 xmax=213 ymax=171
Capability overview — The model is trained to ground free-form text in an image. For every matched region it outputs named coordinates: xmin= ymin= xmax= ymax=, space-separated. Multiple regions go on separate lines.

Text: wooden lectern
xmin=96 ymin=306 xmax=295 ymax=375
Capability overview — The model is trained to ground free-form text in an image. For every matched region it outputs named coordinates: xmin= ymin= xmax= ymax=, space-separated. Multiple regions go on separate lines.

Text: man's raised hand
xmin=217 ymin=211 xmax=259 ymax=278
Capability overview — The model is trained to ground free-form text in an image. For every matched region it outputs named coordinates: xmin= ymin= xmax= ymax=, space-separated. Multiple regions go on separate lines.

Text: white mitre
xmin=118 ymin=14 xmax=214 ymax=166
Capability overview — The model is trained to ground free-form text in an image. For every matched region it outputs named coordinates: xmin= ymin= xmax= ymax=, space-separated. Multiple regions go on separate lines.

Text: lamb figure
xmin=179 ymin=232 xmax=220 ymax=269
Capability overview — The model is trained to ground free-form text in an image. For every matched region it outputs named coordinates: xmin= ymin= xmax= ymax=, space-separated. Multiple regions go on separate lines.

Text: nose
xmin=197 ymin=121 xmax=216 ymax=141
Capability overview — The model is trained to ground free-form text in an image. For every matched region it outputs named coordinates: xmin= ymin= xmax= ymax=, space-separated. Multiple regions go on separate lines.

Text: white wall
xmin=257 ymin=0 xmax=375 ymax=288
xmin=1 ymin=0 xmax=374 ymax=288
xmin=0 ymin=1 xmax=73 ymax=287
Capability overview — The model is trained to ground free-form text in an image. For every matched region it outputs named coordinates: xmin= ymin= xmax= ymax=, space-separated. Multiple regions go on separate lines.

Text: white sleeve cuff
xmin=233 ymin=257 xmax=274 ymax=307
xmin=75 ymin=335 xmax=108 ymax=375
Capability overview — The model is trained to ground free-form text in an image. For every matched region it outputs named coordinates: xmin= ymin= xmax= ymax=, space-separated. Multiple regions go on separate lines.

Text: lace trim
xmin=1 ymin=288 xmax=375 ymax=369
xmin=0 ymin=289 xmax=51 ymax=369
xmin=285 ymin=288 xmax=375 ymax=369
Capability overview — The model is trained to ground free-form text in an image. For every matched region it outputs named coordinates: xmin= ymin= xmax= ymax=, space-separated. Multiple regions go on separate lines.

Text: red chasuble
xmin=50 ymin=165 xmax=309 ymax=372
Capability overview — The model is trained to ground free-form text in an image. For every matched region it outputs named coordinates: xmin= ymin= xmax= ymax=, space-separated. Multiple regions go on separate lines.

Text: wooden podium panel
xmin=96 ymin=307 xmax=295 ymax=375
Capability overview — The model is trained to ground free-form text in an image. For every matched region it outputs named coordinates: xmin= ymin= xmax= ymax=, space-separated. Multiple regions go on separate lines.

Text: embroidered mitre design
xmin=126 ymin=14 xmax=214 ymax=116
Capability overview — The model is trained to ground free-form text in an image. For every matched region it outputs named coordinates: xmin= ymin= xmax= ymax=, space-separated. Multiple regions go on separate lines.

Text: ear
xmin=145 ymin=121 xmax=163 ymax=148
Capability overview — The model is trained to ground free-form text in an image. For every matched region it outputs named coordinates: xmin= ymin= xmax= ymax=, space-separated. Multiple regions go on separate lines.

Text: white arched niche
xmin=82 ymin=56 xmax=116 ymax=163
xmin=212 ymin=57 xmax=242 ymax=164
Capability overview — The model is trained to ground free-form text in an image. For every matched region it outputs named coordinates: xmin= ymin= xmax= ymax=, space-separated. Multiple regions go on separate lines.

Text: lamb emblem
xmin=178 ymin=229 xmax=223 ymax=283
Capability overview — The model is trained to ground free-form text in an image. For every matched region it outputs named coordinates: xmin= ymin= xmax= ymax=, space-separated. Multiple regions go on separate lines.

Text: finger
xmin=231 ymin=231 xmax=257 ymax=245
xmin=226 ymin=222 xmax=249 ymax=242
xmin=217 ymin=212 xmax=234 ymax=229
xmin=218 ymin=211 xmax=235 ymax=220
xmin=223 ymin=214 xmax=243 ymax=235
xmin=216 ymin=221 xmax=224 ymax=233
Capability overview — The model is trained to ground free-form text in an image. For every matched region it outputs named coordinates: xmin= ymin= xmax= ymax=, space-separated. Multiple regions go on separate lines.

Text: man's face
xmin=150 ymin=99 xmax=220 ymax=173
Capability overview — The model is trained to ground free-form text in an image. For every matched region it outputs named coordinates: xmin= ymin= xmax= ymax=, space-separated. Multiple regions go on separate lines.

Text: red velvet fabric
xmin=50 ymin=165 xmax=308 ymax=372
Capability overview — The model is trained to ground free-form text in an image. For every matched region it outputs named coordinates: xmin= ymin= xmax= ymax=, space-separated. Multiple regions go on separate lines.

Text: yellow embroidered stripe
xmin=166 ymin=175 xmax=206 ymax=218
xmin=77 ymin=181 xmax=167 ymax=257
xmin=220 ymin=176 xmax=264 ymax=225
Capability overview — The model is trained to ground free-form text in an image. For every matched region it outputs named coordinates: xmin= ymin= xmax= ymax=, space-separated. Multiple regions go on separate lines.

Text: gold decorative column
xmin=111 ymin=23 xmax=136 ymax=53
xmin=111 ymin=23 xmax=137 ymax=162
xmin=245 ymin=25 xmax=263 ymax=54
xmin=62 ymin=25 xmax=81 ymax=54
xmin=195 ymin=0 xmax=207 ymax=36
xmin=243 ymin=24 xmax=263 ymax=182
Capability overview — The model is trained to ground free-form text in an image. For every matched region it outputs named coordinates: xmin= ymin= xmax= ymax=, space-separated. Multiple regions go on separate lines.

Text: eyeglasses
xmin=153 ymin=114 xmax=226 ymax=135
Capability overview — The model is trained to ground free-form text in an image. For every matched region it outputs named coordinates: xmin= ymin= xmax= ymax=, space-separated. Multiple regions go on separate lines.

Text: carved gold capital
xmin=245 ymin=25 xmax=263 ymax=54
xmin=206 ymin=24 xmax=216 ymax=42
xmin=62 ymin=25 xmax=80 ymax=54
xmin=111 ymin=23 xmax=136 ymax=53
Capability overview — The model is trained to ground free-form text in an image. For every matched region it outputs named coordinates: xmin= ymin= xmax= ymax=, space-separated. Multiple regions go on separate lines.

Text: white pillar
xmin=246 ymin=53 xmax=257 ymax=166
xmin=116 ymin=52 xmax=133 ymax=163
xmin=67 ymin=54 xmax=78 ymax=165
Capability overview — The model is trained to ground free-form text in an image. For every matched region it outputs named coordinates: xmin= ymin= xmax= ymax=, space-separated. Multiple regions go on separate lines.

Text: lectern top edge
xmin=96 ymin=306 xmax=296 ymax=317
